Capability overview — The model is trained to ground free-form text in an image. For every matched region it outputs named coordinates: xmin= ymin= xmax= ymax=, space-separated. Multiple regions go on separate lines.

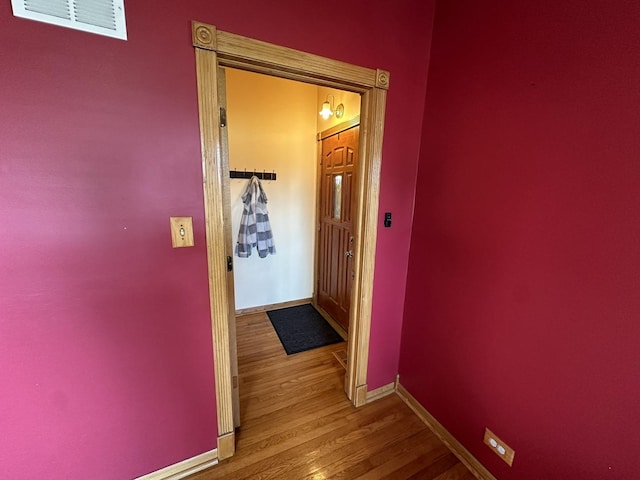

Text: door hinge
xmin=220 ymin=107 xmax=227 ymax=127
xmin=227 ymin=255 xmax=233 ymax=272
xmin=233 ymin=375 xmax=238 ymax=389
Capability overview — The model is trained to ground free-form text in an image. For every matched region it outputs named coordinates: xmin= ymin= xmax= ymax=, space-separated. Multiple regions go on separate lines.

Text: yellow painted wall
xmin=317 ymin=86 xmax=361 ymax=131
xmin=225 ymin=68 xmax=318 ymax=309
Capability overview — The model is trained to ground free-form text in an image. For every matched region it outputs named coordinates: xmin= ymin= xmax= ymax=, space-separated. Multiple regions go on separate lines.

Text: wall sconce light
xmin=319 ymin=94 xmax=345 ymax=120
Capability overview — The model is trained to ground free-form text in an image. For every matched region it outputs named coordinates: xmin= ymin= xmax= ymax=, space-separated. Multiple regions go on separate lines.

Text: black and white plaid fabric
xmin=235 ymin=176 xmax=276 ymax=258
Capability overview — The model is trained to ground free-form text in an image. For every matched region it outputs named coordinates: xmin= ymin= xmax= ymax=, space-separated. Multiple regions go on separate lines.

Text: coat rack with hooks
xmin=229 ymin=169 xmax=277 ymax=181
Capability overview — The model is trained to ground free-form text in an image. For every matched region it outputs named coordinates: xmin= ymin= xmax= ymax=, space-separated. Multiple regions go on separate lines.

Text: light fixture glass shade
xmin=319 ymin=101 xmax=333 ymax=119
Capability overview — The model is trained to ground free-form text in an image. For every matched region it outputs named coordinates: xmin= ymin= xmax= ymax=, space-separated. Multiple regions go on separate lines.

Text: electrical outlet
xmin=484 ymin=428 xmax=515 ymax=467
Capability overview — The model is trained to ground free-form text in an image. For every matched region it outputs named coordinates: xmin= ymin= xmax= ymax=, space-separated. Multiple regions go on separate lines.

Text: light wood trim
xmin=375 ymin=69 xmax=390 ymax=89
xmin=346 ymin=87 xmax=386 ymax=403
xmin=194 ymin=47 xmax=236 ymax=444
xmin=192 ymin=21 xmax=389 ymax=439
xmin=366 ymin=381 xmax=396 ymax=403
xmin=396 ymin=384 xmax=498 ymax=480
xmin=332 ymin=349 xmax=348 ymax=370
xmin=319 ymin=115 xmax=361 ymax=140
xmin=223 ymin=59 xmax=370 ymax=93
xmin=134 ymin=449 xmax=218 ymax=480
xmin=215 ymin=30 xmax=382 ymax=91
xmin=235 ymin=298 xmax=312 ymax=316
xmin=192 ymin=22 xmax=217 ymax=51
xmin=354 ymin=384 xmax=369 ymax=407
xmin=312 ymin=129 xmax=322 ymax=307
xmin=217 ymin=68 xmax=241 ymax=430
xmin=217 ymin=432 xmax=236 ymax=461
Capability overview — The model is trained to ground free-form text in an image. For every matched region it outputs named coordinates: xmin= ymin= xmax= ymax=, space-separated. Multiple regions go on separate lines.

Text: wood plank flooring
xmin=190 ymin=312 xmax=475 ymax=480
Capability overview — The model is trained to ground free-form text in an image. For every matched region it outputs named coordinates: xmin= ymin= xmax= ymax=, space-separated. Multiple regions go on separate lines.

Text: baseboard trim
xmin=235 ymin=297 xmax=312 ymax=316
xmin=396 ymin=383 xmax=497 ymax=480
xmin=354 ymin=384 xmax=368 ymax=407
xmin=217 ymin=431 xmax=235 ymax=461
xmin=366 ymin=381 xmax=396 ymax=403
xmin=134 ymin=448 xmax=218 ymax=480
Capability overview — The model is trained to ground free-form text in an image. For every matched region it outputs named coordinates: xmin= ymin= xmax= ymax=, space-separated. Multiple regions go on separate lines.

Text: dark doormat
xmin=266 ymin=304 xmax=343 ymax=355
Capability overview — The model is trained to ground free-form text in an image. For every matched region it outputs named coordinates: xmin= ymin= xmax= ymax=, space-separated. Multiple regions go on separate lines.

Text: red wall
xmin=0 ymin=1 xmax=434 ymax=478
xmin=400 ymin=1 xmax=640 ymax=478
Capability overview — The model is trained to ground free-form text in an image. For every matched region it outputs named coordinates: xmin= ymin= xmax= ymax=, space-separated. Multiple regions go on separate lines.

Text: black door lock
xmin=384 ymin=212 xmax=392 ymax=228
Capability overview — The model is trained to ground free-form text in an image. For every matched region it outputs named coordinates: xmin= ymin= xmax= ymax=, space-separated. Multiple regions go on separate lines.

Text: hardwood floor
xmin=190 ymin=312 xmax=475 ymax=480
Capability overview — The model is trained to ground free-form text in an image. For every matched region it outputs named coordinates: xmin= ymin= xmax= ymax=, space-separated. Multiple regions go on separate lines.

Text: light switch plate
xmin=170 ymin=217 xmax=194 ymax=248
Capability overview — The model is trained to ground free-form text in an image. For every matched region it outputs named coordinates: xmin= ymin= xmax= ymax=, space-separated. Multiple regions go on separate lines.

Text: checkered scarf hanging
xmin=235 ymin=176 xmax=276 ymax=258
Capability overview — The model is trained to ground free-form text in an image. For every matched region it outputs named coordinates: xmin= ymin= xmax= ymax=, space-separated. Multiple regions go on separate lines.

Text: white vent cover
xmin=11 ymin=0 xmax=127 ymax=40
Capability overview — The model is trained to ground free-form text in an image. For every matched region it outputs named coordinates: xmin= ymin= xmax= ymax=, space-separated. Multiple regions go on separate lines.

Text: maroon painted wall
xmin=0 ymin=4 xmax=217 ymax=480
xmin=0 ymin=1 xmax=434 ymax=478
xmin=400 ymin=1 xmax=640 ymax=479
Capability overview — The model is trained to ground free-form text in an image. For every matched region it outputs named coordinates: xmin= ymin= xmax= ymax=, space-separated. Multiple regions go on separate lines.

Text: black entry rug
xmin=267 ymin=304 xmax=343 ymax=355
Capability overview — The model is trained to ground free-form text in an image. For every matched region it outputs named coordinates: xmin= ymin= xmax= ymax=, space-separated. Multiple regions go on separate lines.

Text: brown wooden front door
xmin=317 ymin=125 xmax=359 ymax=332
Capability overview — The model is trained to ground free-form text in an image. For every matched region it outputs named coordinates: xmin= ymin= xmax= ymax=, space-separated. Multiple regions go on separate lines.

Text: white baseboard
xmin=396 ymin=383 xmax=497 ymax=480
xmin=134 ymin=448 xmax=218 ymax=480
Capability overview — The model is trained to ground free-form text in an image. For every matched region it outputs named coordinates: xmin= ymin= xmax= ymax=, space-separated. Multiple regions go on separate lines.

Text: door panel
xmin=317 ymin=125 xmax=359 ymax=332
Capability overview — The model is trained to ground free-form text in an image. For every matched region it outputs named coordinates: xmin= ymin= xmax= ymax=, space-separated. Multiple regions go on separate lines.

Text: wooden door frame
xmin=191 ymin=21 xmax=389 ymax=460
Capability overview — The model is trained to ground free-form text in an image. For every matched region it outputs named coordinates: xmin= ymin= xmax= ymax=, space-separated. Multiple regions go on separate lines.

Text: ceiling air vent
xmin=11 ymin=0 xmax=127 ymax=40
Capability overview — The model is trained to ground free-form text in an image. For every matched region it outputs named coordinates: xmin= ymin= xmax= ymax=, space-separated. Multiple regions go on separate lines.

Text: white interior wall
xmin=225 ymin=68 xmax=318 ymax=310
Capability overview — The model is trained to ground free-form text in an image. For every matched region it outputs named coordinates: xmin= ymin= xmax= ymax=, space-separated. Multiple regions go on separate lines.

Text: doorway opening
xmin=224 ymin=68 xmax=360 ymax=450
xmin=225 ymin=68 xmax=360 ymax=340
xmin=192 ymin=21 xmax=389 ymax=460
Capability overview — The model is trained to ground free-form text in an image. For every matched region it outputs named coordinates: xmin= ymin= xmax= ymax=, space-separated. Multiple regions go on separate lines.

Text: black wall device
xmin=384 ymin=212 xmax=392 ymax=228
